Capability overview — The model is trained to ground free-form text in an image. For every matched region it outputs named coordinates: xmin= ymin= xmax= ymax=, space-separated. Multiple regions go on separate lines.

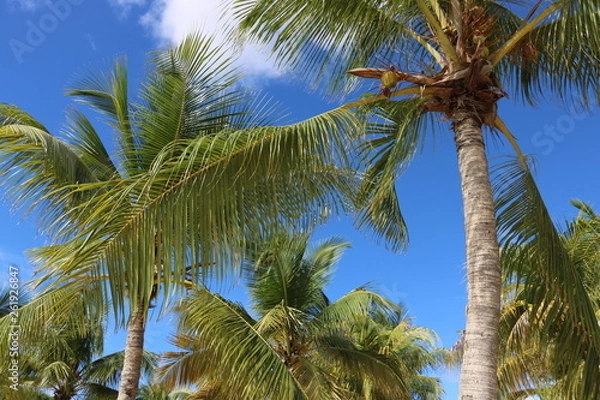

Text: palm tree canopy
xmin=234 ymin=0 xmax=599 ymax=105
xmin=0 ymin=32 xmax=362 ymax=329
xmin=158 ymin=232 xmax=447 ymax=399
xmin=233 ymin=0 xmax=600 ymax=397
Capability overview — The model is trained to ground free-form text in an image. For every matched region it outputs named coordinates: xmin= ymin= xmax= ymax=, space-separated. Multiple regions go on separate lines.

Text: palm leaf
xmin=494 ymin=156 xmax=600 ymax=398
xmin=160 ymin=287 xmax=309 ymax=400
xmin=354 ymin=98 xmax=429 ymax=252
xmin=234 ymin=0 xmax=436 ymax=92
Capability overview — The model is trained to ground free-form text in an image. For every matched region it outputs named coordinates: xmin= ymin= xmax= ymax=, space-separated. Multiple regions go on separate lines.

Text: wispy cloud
xmin=6 ymin=0 xmax=282 ymax=77
xmin=6 ymin=0 xmax=42 ymax=12
xmin=108 ymin=0 xmax=145 ymax=17
xmin=133 ymin=0 xmax=281 ymax=77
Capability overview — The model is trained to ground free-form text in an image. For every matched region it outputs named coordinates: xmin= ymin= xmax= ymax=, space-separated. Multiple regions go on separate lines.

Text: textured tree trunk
xmin=116 ymin=304 xmax=146 ymax=400
xmin=453 ymin=110 xmax=501 ymax=399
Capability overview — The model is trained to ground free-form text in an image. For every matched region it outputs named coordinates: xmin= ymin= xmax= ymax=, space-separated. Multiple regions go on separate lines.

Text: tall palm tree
xmin=0 ymin=33 xmax=359 ymax=400
xmin=498 ymin=201 xmax=600 ymax=399
xmin=233 ymin=0 xmax=600 ymax=397
xmin=158 ymin=233 xmax=447 ymax=399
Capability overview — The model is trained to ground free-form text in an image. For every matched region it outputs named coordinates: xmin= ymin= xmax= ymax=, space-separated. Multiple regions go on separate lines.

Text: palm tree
xmin=0 ymin=287 xmax=52 ymax=400
xmin=0 ymin=285 xmax=159 ymax=400
xmin=498 ymin=201 xmax=600 ymax=399
xmin=158 ymin=232 xmax=447 ymax=399
xmin=0 ymin=33 xmax=359 ymax=400
xmin=233 ymin=1 xmax=600 ymax=397
xmin=348 ymin=308 xmax=449 ymax=399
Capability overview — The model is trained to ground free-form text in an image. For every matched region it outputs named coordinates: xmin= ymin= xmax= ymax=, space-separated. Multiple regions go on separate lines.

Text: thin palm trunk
xmin=453 ymin=110 xmax=502 ymax=399
xmin=117 ymin=304 xmax=146 ymax=400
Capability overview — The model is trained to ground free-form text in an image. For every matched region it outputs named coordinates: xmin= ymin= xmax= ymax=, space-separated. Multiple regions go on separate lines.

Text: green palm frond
xmin=315 ymin=286 xmax=401 ymax=328
xmin=67 ymin=56 xmax=134 ymax=173
xmin=234 ymin=0 xmax=433 ymax=92
xmin=494 ymin=156 xmax=600 ymax=398
xmin=64 ymin=108 xmax=119 ymax=181
xmin=160 ymin=233 xmax=446 ymax=399
xmin=354 ymin=98 xmax=430 ymax=252
xmin=0 ymin=103 xmax=49 ymax=131
xmin=85 ymin=350 xmax=159 ymax=389
xmin=160 ymin=287 xmax=308 ymax=400
xmin=0 ymin=32 xmax=362 ymax=328
xmin=0 ymin=283 xmax=104 ymax=359
xmin=0 ymin=122 xmax=100 ymax=229
xmin=245 ymin=232 xmax=349 ymax=314
xmin=499 ymin=200 xmax=600 ymax=398
xmin=158 ymin=334 xmax=212 ymax=391
xmin=24 ymin=103 xmax=359 ymax=324
xmin=317 ymin=333 xmax=411 ymax=399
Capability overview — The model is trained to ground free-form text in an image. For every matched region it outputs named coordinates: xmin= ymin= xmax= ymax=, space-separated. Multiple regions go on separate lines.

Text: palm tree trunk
xmin=453 ymin=110 xmax=501 ymax=399
xmin=116 ymin=304 xmax=146 ymax=400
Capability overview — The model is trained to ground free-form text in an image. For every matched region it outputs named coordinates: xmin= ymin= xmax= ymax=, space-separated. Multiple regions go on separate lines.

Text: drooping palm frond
xmin=84 ymin=350 xmax=159 ymax=390
xmin=494 ymin=156 xmax=600 ymax=398
xmin=0 ymin=282 xmax=105 ymax=362
xmin=498 ymin=200 xmax=600 ymax=398
xmin=234 ymin=0 xmax=438 ymax=92
xmin=494 ymin=0 xmax=600 ymax=106
xmin=353 ymin=97 xmax=430 ymax=252
xmin=23 ymin=102 xmax=359 ymax=325
xmin=0 ymin=119 xmax=101 ymax=232
xmin=0 ymin=31 xmax=363 ymax=331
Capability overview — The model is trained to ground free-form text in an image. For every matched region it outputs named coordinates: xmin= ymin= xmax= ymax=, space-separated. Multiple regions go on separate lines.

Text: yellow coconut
xmin=380 ymin=70 xmax=399 ymax=89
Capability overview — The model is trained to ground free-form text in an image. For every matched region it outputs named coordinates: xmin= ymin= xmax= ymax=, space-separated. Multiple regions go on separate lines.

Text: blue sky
xmin=1 ymin=1 xmax=599 ymax=398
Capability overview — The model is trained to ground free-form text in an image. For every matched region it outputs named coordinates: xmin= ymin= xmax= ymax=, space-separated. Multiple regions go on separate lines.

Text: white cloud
xmin=136 ymin=0 xmax=281 ymax=77
xmin=108 ymin=0 xmax=146 ymax=17
xmin=6 ymin=0 xmax=42 ymax=11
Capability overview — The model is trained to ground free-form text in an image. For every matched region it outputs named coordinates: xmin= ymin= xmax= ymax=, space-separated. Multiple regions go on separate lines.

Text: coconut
xmin=380 ymin=70 xmax=399 ymax=89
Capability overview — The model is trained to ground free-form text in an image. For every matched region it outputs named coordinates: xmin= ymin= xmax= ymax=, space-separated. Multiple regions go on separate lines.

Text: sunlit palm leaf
xmin=494 ymin=156 xmax=600 ymax=398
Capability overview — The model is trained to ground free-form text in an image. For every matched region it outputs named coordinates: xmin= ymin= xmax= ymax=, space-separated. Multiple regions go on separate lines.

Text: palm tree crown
xmin=233 ymin=0 xmax=600 ymax=397
xmin=0 ymin=33 xmax=360 ymax=400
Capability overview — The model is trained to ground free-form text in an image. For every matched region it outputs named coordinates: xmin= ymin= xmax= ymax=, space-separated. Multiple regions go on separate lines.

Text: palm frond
xmin=495 ymin=0 xmax=600 ymax=106
xmin=316 ymin=333 xmax=411 ymax=399
xmin=27 ymin=104 xmax=359 ymax=324
xmin=354 ymin=98 xmax=429 ymax=252
xmin=67 ymin=56 xmax=134 ymax=173
xmin=0 ymin=122 xmax=99 ymax=232
xmin=160 ymin=287 xmax=309 ymax=400
xmin=315 ymin=287 xmax=401 ymax=327
xmin=494 ymin=156 xmax=600 ymax=398
xmin=64 ymin=108 xmax=119 ymax=181
xmin=234 ymin=0 xmax=438 ymax=93
xmin=245 ymin=232 xmax=349 ymax=315
xmin=85 ymin=350 xmax=159 ymax=389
